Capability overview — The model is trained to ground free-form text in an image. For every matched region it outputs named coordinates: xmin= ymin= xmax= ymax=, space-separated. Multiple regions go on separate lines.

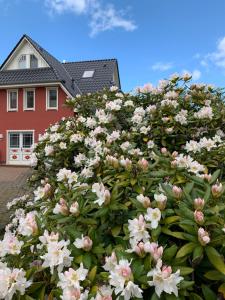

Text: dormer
xmin=1 ymin=37 xmax=49 ymax=71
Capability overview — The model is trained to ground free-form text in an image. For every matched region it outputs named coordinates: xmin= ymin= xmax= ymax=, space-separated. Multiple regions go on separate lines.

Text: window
xmin=30 ymin=54 xmax=38 ymax=68
xmin=82 ymin=70 xmax=95 ymax=78
xmin=23 ymin=133 xmax=33 ymax=148
xmin=24 ymin=89 xmax=35 ymax=110
xmin=7 ymin=90 xmax=18 ymax=111
xmin=18 ymin=55 xmax=26 ymax=69
xmin=46 ymin=88 xmax=58 ymax=110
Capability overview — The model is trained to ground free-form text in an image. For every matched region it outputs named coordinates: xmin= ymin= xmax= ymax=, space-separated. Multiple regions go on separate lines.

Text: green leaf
xmin=192 ymin=245 xmax=203 ymax=262
xmin=83 ymin=253 xmax=92 ymax=269
xmin=176 ymin=242 xmax=197 ymax=258
xmin=204 ymin=270 xmax=225 ymax=281
xmin=218 ymin=283 xmax=225 ymax=298
xmin=163 ymin=245 xmax=178 ymax=261
xmin=190 ymin=293 xmax=203 ymax=300
xmin=111 ymin=226 xmax=121 ymax=237
xmin=209 ymin=169 xmax=221 ymax=184
xmin=164 ymin=216 xmax=180 ymax=225
xmin=201 ymin=284 xmax=217 ymax=300
xmin=179 ymin=280 xmax=194 ymax=290
xmin=151 ymin=293 xmax=160 ymax=300
xmin=161 ymin=227 xmax=186 ymax=240
xmin=173 ymin=266 xmax=194 ymax=276
xmin=88 ymin=266 xmax=97 ymax=282
xmin=205 ymin=246 xmax=225 ymax=275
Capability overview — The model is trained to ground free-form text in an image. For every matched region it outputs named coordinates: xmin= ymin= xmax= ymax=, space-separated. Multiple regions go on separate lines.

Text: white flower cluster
xmin=194 ymin=106 xmax=213 ymax=120
xmin=172 ymin=154 xmax=205 ymax=175
xmin=185 ymin=135 xmax=223 ymax=153
xmin=0 ymin=263 xmax=31 ymax=300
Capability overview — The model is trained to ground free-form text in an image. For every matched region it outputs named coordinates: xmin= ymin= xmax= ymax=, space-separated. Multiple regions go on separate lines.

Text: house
xmin=0 ymin=35 xmax=121 ymax=165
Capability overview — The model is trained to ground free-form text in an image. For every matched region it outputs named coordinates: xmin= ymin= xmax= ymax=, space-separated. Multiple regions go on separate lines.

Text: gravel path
xmin=0 ymin=166 xmax=32 ymax=231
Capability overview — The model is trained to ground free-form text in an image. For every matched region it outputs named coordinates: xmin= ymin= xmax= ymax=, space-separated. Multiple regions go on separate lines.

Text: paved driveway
xmin=0 ymin=166 xmax=32 ymax=231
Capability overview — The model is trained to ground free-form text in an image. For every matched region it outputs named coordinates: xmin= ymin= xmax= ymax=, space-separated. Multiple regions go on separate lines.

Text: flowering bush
xmin=1 ymin=75 xmax=225 ymax=299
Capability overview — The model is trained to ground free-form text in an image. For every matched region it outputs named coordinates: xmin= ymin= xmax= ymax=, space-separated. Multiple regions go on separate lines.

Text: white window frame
xmin=46 ymin=87 xmax=58 ymax=110
xmin=7 ymin=89 xmax=18 ymax=112
xmin=23 ymin=88 xmax=35 ymax=111
xmin=30 ymin=54 xmax=38 ymax=68
xmin=18 ymin=55 xmax=27 ymax=69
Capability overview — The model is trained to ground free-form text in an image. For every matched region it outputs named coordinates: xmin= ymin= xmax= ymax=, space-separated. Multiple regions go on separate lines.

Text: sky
xmin=1 ymin=0 xmax=225 ymax=92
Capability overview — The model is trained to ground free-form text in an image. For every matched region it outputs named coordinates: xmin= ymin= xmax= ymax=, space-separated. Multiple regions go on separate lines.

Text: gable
xmin=2 ymin=38 xmax=49 ymax=71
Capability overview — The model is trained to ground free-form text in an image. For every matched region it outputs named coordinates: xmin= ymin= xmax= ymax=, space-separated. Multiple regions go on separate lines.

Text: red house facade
xmin=0 ymin=35 xmax=120 ymax=165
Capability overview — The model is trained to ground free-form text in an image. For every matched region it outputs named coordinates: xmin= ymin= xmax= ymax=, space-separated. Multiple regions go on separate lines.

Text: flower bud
xmin=134 ymin=242 xmax=145 ymax=257
xmin=161 ymin=147 xmax=168 ymax=154
xmin=138 ymin=158 xmax=149 ymax=171
xmin=198 ymin=228 xmax=210 ymax=246
xmin=83 ymin=236 xmax=93 ymax=251
xmin=194 ymin=210 xmax=204 ymax=224
xmin=194 ymin=198 xmax=205 ymax=210
xmin=211 ymin=182 xmax=223 ymax=198
xmin=104 ymin=189 xmax=111 ymax=205
xmin=172 ymin=151 xmax=178 ymax=158
xmin=70 ymin=202 xmax=80 ymax=216
xmin=120 ymin=158 xmax=132 ymax=169
xmin=202 ymin=174 xmax=212 ymax=182
xmin=172 ymin=185 xmax=182 ymax=199
xmin=136 ymin=194 xmax=151 ymax=208
xmin=161 ymin=265 xmax=172 ymax=279
xmin=59 ymin=198 xmax=69 ymax=215
xmin=44 ymin=183 xmax=51 ymax=195
xmin=144 ymin=242 xmax=163 ymax=261
xmin=154 ymin=193 xmax=167 ymax=210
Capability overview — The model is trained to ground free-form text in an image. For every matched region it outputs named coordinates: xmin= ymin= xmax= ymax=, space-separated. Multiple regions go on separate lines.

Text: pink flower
xmin=198 ymin=228 xmax=210 ymax=246
xmin=194 ymin=198 xmax=205 ymax=210
xmin=172 ymin=186 xmax=182 ymax=199
xmin=144 ymin=242 xmax=163 ymax=261
xmin=194 ymin=210 xmax=204 ymax=224
xmin=211 ymin=182 xmax=223 ymax=198
xmin=138 ymin=158 xmax=149 ymax=171
xmin=161 ymin=147 xmax=167 ymax=154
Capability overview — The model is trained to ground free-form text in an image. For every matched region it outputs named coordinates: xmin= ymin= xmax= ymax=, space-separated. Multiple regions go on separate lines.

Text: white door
xmin=8 ymin=131 xmax=34 ymax=165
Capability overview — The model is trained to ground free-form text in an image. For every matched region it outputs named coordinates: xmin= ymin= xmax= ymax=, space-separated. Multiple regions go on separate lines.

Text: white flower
xmin=121 ymin=281 xmax=143 ymax=300
xmin=18 ymin=211 xmax=38 ymax=237
xmin=174 ymin=109 xmax=188 ymax=125
xmin=194 ymin=106 xmax=213 ymax=119
xmin=109 ymin=259 xmax=132 ymax=294
xmin=70 ymin=133 xmax=83 ymax=143
xmin=0 ymin=265 xmax=31 ymax=300
xmin=95 ymin=285 xmax=113 ymax=300
xmin=128 ymin=215 xmax=150 ymax=243
xmin=124 ymin=100 xmax=134 ymax=107
xmin=56 ymin=168 xmax=78 ymax=184
xmin=41 ymin=239 xmax=72 ymax=274
xmin=147 ymin=140 xmax=155 ymax=149
xmin=145 ymin=208 xmax=161 ymax=229
xmin=80 ymin=167 xmax=94 ymax=178
xmin=74 ymin=235 xmax=93 ymax=251
xmin=92 ymin=183 xmax=110 ymax=206
xmin=120 ymin=141 xmax=131 ymax=151
xmin=86 ymin=117 xmax=97 ymax=129
xmin=59 ymin=142 xmax=67 ymax=149
xmin=74 ymin=153 xmax=87 ymax=166
xmin=107 ymin=131 xmax=121 ymax=143
xmin=30 ymin=152 xmax=38 ymax=167
xmin=0 ymin=231 xmax=24 ymax=257
xmin=184 ymin=140 xmax=199 ymax=153
xmin=44 ymin=145 xmax=54 ymax=156
xmin=110 ymin=86 xmax=118 ymax=92
xmin=61 ymin=287 xmax=89 ymax=300
xmin=103 ymin=252 xmax=117 ymax=272
xmin=106 ymin=100 xmax=122 ymax=111
xmin=148 ymin=259 xmax=183 ymax=297
xmin=140 ymin=126 xmax=151 ymax=134
xmin=58 ymin=264 xmax=88 ymax=290
xmin=50 ymin=133 xmax=62 ymax=143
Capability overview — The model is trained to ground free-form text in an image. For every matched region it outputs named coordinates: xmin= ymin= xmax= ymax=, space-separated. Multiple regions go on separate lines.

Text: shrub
xmin=1 ymin=75 xmax=225 ymax=300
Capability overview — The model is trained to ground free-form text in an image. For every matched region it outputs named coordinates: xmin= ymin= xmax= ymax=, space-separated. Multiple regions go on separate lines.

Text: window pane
xmin=19 ymin=55 xmax=26 ymax=69
xmin=26 ymin=91 xmax=34 ymax=108
xmin=23 ymin=133 xmax=33 ymax=148
xmin=10 ymin=92 xmax=17 ymax=109
xmin=30 ymin=54 xmax=38 ymax=68
xmin=10 ymin=134 xmax=20 ymax=148
xmin=48 ymin=89 xmax=57 ymax=108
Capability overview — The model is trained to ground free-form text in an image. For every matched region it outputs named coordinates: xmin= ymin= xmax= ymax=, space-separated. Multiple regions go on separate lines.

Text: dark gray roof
xmin=0 ymin=35 xmax=121 ymax=96
xmin=0 ymin=68 xmax=58 ymax=85
xmin=63 ymin=59 xmax=119 ymax=94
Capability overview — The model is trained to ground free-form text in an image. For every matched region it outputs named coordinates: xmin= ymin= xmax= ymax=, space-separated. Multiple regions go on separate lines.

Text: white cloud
xmin=182 ymin=69 xmax=201 ymax=81
xmin=208 ymin=37 xmax=225 ymax=68
xmin=152 ymin=62 xmax=173 ymax=71
xmin=45 ymin=0 xmax=137 ymax=36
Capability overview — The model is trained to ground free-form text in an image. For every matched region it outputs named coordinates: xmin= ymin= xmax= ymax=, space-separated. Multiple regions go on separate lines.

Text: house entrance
xmin=8 ymin=131 xmax=34 ymax=165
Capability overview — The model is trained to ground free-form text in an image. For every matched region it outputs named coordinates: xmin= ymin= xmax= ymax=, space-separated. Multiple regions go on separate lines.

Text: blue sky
xmin=1 ymin=0 xmax=225 ymax=91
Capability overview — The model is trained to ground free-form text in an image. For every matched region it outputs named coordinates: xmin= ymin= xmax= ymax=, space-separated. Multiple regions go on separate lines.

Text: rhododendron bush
xmin=1 ymin=75 xmax=225 ymax=299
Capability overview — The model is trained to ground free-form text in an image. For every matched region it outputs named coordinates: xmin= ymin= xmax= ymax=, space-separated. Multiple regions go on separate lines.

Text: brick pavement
xmin=0 ymin=166 xmax=32 ymax=231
